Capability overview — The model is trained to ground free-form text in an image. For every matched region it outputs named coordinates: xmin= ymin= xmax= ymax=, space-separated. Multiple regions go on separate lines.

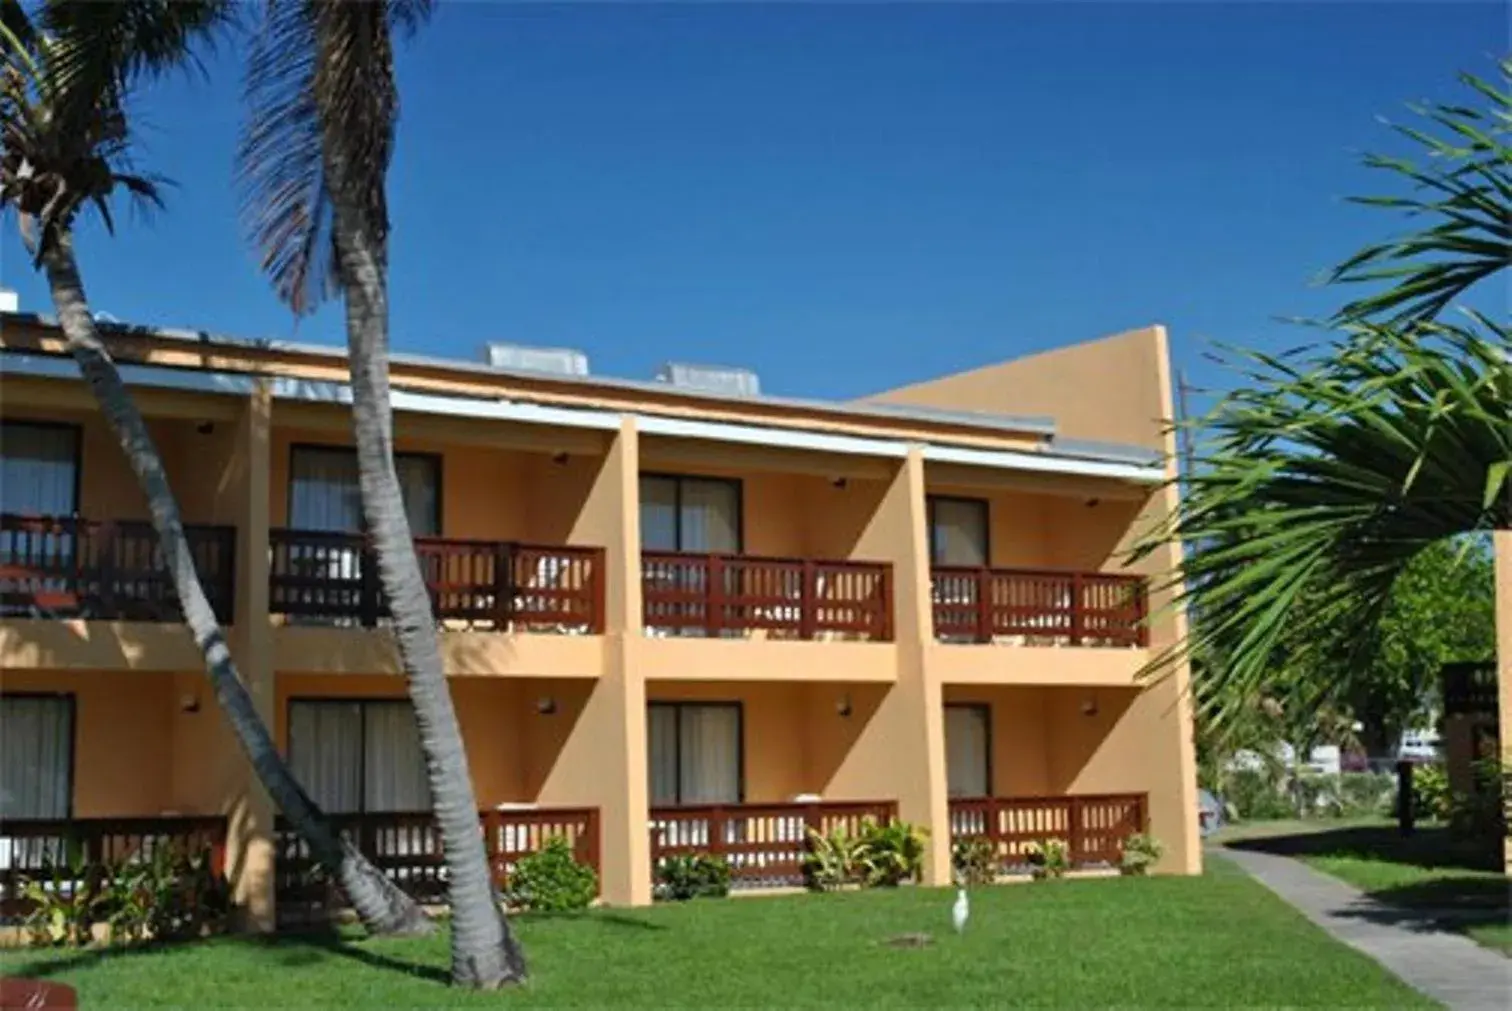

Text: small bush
xmin=803 ymin=825 xmax=866 ymax=891
xmin=1223 ymin=767 xmax=1294 ymax=821
xmin=857 ymin=819 xmax=928 ymax=888
xmin=656 ymin=853 xmax=731 ymax=901
xmin=1119 ymin=833 xmax=1163 ymax=876
xmin=1405 ymin=763 xmax=1452 ymax=821
xmin=1336 ymin=772 xmax=1395 ymax=818
xmin=952 ymin=837 xmax=997 ymax=886
xmin=505 ymin=837 xmax=598 ymax=912
xmin=1448 ymin=757 xmax=1506 ymax=840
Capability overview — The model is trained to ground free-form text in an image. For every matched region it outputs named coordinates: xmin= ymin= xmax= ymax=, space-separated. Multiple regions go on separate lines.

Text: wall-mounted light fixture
xmin=1084 ymin=497 xmax=1101 ymax=508
xmin=179 ymin=694 xmax=201 ymax=714
xmin=836 ymin=694 xmax=853 ymax=718
xmin=1080 ymin=694 xmax=1099 ymax=717
xmin=831 ymin=477 xmax=848 ymax=490
xmin=551 ymin=452 xmax=569 ymax=465
xmin=195 ymin=422 xmax=215 ymax=436
xmin=536 ymin=697 xmax=558 ymax=716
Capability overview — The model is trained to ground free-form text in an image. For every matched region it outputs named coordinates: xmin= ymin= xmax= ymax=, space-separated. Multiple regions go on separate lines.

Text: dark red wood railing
xmin=269 ymin=528 xmax=605 ymax=633
xmin=931 ymin=567 xmax=1146 ymax=647
xmin=0 ymin=816 xmax=228 ymax=915
xmin=273 ymin=807 xmax=599 ymax=917
xmin=642 ymin=552 xmax=892 ymax=641
xmin=0 ymin=514 xmax=236 ymax=622
xmin=648 ymin=800 xmax=897 ymax=888
xmin=947 ymin=793 xmax=1147 ymax=871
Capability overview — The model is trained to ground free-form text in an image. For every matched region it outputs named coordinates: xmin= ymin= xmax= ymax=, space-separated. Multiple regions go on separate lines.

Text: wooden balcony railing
xmin=649 ymin=800 xmax=897 ymax=889
xmin=642 ymin=552 xmax=893 ymax=642
xmin=0 ymin=816 xmax=228 ymax=916
xmin=0 ymin=514 xmax=236 ymax=623
xmin=931 ymin=567 xmax=1147 ymax=647
xmin=269 ymin=529 xmax=605 ymax=633
xmin=273 ymin=807 xmax=599 ymax=918
xmin=947 ymin=793 xmax=1147 ymax=872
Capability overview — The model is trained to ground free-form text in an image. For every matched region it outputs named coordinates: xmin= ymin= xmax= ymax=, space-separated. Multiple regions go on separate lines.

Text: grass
xmin=0 ymin=859 xmax=1429 ymax=1008
xmin=1223 ymin=819 xmax=1510 ymax=956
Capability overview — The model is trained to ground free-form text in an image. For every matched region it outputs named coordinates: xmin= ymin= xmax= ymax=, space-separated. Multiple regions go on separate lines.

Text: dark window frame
xmin=944 ymin=701 xmax=994 ymax=798
xmin=647 ymin=700 xmax=745 ymax=806
xmin=286 ymin=443 xmax=444 ymax=535
xmin=285 ymin=696 xmax=423 ymax=814
xmin=0 ymin=419 xmax=83 ymax=518
xmin=638 ymin=473 xmax=744 ymax=554
xmin=926 ymin=495 xmax=991 ymax=567
xmin=0 ymin=691 xmax=78 ymax=818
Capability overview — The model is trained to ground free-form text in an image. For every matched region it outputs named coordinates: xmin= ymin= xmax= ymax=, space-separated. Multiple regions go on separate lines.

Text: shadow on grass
xmin=1227 ymin=825 xmax=1501 ymax=873
xmin=1227 ymin=825 xmax=1509 ymax=944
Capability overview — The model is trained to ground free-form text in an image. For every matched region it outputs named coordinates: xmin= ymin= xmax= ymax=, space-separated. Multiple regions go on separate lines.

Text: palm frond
xmin=1327 ymin=58 xmax=1512 ymax=324
xmin=1137 ymin=315 xmax=1511 ymax=733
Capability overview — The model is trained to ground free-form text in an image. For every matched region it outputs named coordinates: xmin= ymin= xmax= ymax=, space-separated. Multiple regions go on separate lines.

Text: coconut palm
xmin=238 ymin=0 xmax=525 ymax=986
xmin=0 ymin=0 xmax=428 ymax=936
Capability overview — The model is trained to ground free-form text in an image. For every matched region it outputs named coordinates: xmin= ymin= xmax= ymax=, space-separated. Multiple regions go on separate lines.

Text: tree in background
xmin=239 ymin=0 xmax=525 ymax=987
xmin=0 ymin=0 xmax=428 ymax=936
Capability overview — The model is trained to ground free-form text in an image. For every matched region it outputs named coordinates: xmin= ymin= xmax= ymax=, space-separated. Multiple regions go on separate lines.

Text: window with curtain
xmin=0 ymin=695 xmax=73 ymax=819
xmin=0 ymin=422 xmax=80 ymax=517
xmin=287 ymin=699 xmax=430 ymax=813
xmin=288 ymin=446 xmax=440 ymax=535
xmin=928 ymin=497 xmax=989 ymax=567
xmin=638 ymin=475 xmax=739 ymax=553
xmin=647 ymin=702 xmax=741 ymax=806
xmin=944 ymin=704 xmax=991 ymax=798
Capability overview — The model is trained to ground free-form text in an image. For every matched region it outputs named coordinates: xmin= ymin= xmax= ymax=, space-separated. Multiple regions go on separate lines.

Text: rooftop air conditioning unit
xmin=655 ymin=362 xmax=760 ymax=397
xmin=483 ymin=342 xmax=589 ymax=376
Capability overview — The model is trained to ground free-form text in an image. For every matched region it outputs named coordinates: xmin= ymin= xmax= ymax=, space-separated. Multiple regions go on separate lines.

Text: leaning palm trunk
xmin=327 ymin=195 xmax=526 ymax=985
xmin=39 ymin=231 xmax=431 ymax=938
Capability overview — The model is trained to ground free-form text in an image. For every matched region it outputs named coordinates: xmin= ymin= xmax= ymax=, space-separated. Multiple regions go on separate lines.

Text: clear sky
xmin=0 ymin=2 xmax=1502 ymax=406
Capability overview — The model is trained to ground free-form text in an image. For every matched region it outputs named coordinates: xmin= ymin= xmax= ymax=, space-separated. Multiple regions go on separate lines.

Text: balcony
xmin=947 ymin=793 xmax=1148 ymax=873
xmin=642 ymin=552 xmax=893 ymax=642
xmin=0 ymin=513 xmax=236 ymax=623
xmin=649 ymin=800 xmax=897 ymax=890
xmin=268 ymin=529 xmax=605 ymax=634
xmin=932 ymin=567 xmax=1147 ymax=648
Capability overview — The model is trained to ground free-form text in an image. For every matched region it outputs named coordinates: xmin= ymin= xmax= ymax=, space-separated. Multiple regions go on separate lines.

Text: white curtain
xmin=679 ymin=705 xmax=740 ymax=804
xmin=0 ymin=423 xmax=78 ymax=516
xmin=930 ymin=498 xmax=989 ymax=567
xmin=679 ymin=480 xmax=739 ymax=553
xmin=639 ymin=477 xmax=679 ymax=552
xmin=0 ymin=695 xmax=73 ymax=819
xmin=647 ymin=704 xmax=680 ymax=806
xmin=363 ymin=702 xmax=431 ymax=812
xmin=288 ymin=701 xmax=363 ymax=813
xmin=945 ymin=705 xmax=991 ymax=798
xmin=289 ymin=447 xmax=438 ymax=535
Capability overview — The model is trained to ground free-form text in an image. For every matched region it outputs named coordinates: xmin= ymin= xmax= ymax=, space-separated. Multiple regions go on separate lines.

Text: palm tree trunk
xmin=38 ymin=231 xmax=431 ymax=938
xmin=326 ymin=197 xmax=527 ymax=987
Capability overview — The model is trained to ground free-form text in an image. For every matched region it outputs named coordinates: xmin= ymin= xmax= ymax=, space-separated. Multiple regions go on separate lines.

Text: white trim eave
xmin=1 ymin=351 xmax=1162 ymax=482
xmin=922 ymin=443 xmax=1165 ymax=484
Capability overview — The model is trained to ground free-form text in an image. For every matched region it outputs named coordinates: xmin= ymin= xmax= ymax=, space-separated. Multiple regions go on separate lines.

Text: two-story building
xmin=0 ymin=309 xmax=1199 ymax=926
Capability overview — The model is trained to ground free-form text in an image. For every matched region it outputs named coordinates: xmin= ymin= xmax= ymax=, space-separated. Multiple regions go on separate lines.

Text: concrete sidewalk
xmin=1220 ymin=846 xmax=1511 ymax=1010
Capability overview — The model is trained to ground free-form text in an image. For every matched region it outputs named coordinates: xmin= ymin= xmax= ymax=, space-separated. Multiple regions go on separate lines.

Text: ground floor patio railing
xmin=947 ymin=793 xmax=1147 ymax=871
xmin=648 ymin=800 xmax=898 ymax=889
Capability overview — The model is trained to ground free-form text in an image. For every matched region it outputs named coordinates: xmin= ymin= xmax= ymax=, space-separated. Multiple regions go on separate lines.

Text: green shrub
xmin=656 ymin=853 xmax=731 ymax=901
xmin=1406 ymin=763 xmax=1452 ymax=821
xmin=1448 ymin=757 xmax=1506 ymax=840
xmin=505 ymin=837 xmax=598 ymax=912
xmin=1223 ymin=767 xmax=1294 ymax=821
xmin=856 ymin=819 xmax=928 ymax=887
xmin=22 ymin=848 xmax=101 ymax=947
xmin=1119 ymin=833 xmax=1163 ymax=876
xmin=951 ymin=836 xmax=997 ymax=886
xmin=803 ymin=824 xmax=866 ymax=891
xmin=1336 ymin=772 xmax=1395 ymax=818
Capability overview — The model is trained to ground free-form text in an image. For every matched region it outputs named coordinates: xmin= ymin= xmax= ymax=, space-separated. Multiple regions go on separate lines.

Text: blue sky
xmin=0 ymin=2 xmax=1502 ymax=406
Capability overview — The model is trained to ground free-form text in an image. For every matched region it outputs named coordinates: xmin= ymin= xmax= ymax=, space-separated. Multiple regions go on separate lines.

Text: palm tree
xmin=239 ymin=0 xmax=525 ymax=986
xmin=0 ymin=0 xmax=429 ymax=937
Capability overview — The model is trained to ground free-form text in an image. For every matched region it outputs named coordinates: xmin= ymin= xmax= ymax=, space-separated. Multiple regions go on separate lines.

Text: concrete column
xmin=170 ymin=383 xmax=275 ymax=930
xmin=1495 ymin=529 xmax=1511 ymax=875
xmin=822 ymin=447 xmax=951 ymax=885
xmin=537 ymin=417 xmax=652 ymax=905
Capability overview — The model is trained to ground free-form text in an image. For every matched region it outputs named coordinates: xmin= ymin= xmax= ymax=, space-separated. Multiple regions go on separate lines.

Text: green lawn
xmin=1 ymin=859 xmax=1428 ymax=1008
xmin=1223 ymin=820 xmax=1510 ymax=956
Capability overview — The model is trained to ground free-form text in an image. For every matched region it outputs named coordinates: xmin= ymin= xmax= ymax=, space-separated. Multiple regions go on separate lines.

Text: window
xmin=0 ymin=694 xmax=73 ymax=819
xmin=288 ymin=446 xmax=440 ymax=536
xmin=928 ymin=497 xmax=989 ymax=567
xmin=287 ymin=699 xmax=430 ymax=813
xmin=640 ymin=475 xmax=740 ymax=553
xmin=647 ymin=702 xmax=741 ymax=806
xmin=944 ymin=704 xmax=991 ymax=798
